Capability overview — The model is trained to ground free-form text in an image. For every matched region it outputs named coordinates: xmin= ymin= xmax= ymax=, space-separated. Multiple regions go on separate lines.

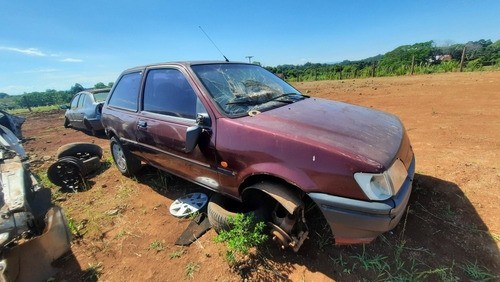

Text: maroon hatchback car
xmin=101 ymin=61 xmax=415 ymax=251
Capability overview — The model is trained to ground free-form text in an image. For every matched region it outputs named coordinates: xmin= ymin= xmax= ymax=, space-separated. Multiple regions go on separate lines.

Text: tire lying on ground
xmin=47 ymin=143 xmax=103 ymax=190
xmin=56 ymin=142 xmax=103 ymax=160
xmin=207 ymin=193 xmax=269 ymax=233
xmin=47 ymin=156 xmax=85 ymax=189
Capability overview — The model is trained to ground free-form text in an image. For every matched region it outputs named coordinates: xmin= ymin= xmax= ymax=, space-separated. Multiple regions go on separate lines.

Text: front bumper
xmin=309 ymin=156 xmax=415 ymax=244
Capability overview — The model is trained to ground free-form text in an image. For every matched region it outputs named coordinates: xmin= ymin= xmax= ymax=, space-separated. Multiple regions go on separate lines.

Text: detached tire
xmin=207 ymin=193 xmax=268 ymax=233
xmin=47 ymin=156 xmax=85 ymax=189
xmin=110 ymin=136 xmax=140 ymax=176
xmin=56 ymin=142 xmax=103 ymax=160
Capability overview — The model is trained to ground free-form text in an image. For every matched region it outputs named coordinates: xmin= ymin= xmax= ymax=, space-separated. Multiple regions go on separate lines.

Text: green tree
xmin=70 ymin=83 xmax=84 ymax=94
xmin=379 ymin=41 xmax=435 ymax=70
xmin=94 ymin=82 xmax=107 ymax=89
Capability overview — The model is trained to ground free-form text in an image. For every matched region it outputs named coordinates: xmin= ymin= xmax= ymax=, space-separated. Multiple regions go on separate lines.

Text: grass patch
xmin=350 ymin=245 xmax=389 ymax=278
xmin=170 ymin=247 xmax=186 ymax=259
xmin=489 ymin=232 xmax=500 ymax=242
xmin=214 ymin=213 xmax=267 ymax=266
xmin=185 ymin=262 xmax=200 ymax=279
xmin=82 ymin=262 xmax=103 ymax=281
xmin=461 ymin=261 xmax=496 ymax=281
xmin=148 ymin=240 xmax=165 ymax=253
xmin=9 ymin=105 xmax=61 ymax=115
xmin=117 ymin=181 xmax=135 ymax=199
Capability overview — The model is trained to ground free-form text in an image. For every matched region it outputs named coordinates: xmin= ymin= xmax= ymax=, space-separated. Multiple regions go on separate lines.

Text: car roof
xmin=122 ymin=60 xmax=250 ymax=73
xmin=78 ymin=88 xmax=111 ymax=95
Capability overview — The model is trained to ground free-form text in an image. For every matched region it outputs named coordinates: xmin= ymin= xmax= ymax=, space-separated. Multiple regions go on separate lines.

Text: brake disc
xmin=169 ymin=193 xmax=208 ymax=217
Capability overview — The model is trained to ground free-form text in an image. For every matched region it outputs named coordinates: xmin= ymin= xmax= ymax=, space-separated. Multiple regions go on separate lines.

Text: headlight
xmin=354 ymin=159 xmax=408 ymax=201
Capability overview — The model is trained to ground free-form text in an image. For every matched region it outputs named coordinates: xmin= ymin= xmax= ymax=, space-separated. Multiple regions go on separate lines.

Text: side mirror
xmin=196 ymin=113 xmax=211 ymax=127
xmin=185 ymin=125 xmax=202 ymax=153
xmin=184 ymin=113 xmax=211 ymax=153
xmin=60 ymin=104 xmax=70 ymax=110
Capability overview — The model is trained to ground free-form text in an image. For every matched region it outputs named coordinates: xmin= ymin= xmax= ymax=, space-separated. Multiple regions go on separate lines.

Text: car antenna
xmin=199 ymin=26 xmax=229 ymax=62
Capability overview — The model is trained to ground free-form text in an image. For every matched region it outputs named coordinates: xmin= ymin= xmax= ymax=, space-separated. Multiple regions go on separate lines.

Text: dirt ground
xmin=21 ymin=71 xmax=499 ymax=281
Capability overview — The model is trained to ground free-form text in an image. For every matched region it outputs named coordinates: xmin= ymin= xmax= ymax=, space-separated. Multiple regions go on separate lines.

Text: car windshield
xmin=93 ymin=91 xmax=109 ymax=102
xmin=192 ymin=63 xmax=306 ymax=116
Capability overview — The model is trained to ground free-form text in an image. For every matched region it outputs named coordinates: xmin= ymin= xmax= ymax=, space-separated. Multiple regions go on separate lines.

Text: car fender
xmin=242 ymin=181 xmax=304 ymax=215
xmin=238 ymin=162 xmax=315 ymax=212
xmin=239 ymin=162 xmax=316 ymax=192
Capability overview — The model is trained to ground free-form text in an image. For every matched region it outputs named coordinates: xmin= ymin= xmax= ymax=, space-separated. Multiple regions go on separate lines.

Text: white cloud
xmin=0 ymin=46 xmax=47 ymax=56
xmin=60 ymin=58 xmax=83 ymax=63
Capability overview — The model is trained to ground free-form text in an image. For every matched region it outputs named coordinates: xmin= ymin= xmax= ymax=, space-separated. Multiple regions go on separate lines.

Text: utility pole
xmin=245 ymin=56 xmax=253 ymax=63
xmin=460 ymin=46 xmax=466 ymax=72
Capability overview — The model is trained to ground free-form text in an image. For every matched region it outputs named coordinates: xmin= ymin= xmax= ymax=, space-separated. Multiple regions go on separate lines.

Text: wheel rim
xmin=47 ymin=157 xmax=84 ymax=190
xmin=169 ymin=193 xmax=208 ymax=217
xmin=112 ymin=142 xmax=127 ymax=171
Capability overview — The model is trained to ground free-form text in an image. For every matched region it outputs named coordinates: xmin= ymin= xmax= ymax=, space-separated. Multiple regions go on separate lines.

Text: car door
xmin=73 ymin=93 xmax=88 ymax=129
xmin=67 ymin=94 xmax=81 ymax=127
xmin=81 ymin=93 xmax=95 ymax=121
xmin=136 ymin=67 xmax=220 ymax=190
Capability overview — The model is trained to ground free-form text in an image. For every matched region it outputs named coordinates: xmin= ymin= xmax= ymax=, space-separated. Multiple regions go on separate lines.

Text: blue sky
xmin=1 ymin=0 xmax=499 ymax=95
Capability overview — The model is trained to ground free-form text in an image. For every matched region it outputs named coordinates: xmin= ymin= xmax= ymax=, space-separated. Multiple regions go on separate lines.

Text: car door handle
xmin=137 ymin=120 xmax=147 ymax=129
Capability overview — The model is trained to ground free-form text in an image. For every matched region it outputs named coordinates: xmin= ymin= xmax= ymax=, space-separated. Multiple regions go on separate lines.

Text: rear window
xmin=93 ymin=91 xmax=109 ymax=102
xmin=107 ymin=72 xmax=142 ymax=110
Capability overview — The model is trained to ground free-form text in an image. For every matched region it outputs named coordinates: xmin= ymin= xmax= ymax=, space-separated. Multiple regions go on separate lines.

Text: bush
xmin=214 ymin=213 xmax=267 ymax=266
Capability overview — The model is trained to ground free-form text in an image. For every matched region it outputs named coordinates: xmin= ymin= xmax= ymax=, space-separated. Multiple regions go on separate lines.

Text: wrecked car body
xmin=0 ymin=122 xmax=71 ymax=281
xmin=0 ymin=110 xmax=25 ymax=140
xmin=101 ymin=61 xmax=415 ymax=251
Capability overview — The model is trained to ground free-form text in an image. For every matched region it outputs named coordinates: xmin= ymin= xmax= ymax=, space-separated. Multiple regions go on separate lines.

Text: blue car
xmin=64 ymin=89 xmax=110 ymax=135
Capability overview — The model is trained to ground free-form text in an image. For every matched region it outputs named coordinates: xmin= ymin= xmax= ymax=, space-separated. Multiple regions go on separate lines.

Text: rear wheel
xmin=110 ymin=136 xmax=140 ymax=176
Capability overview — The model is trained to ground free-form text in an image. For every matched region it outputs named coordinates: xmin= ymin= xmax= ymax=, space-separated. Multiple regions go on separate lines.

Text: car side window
xmin=78 ymin=94 xmax=87 ymax=108
xmin=70 ymin=94 xmax=80 ymax=109
xmin=108 ymin=72 xmax=142 ymax=111
xmin=84 ymin=94 xmax=93 ymax=106
xmin=143 ymin=69 xmax=204 ymax=119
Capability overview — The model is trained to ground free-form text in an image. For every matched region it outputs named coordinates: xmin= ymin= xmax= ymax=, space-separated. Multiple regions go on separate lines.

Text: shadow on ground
xmin=246 ymin=173 xmax=500 ymax=281
xmin=53 ymin=250 xmax=100 ymax=281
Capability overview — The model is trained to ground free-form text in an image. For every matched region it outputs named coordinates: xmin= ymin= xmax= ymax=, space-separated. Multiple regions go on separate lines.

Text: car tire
xmin=56 ymin=142 xmax=103 ymax=160
xmin=64 ymin=117 xmax=70 ymax=128
xmin=47 ymin=156 xmax=85 ymax=190
xmin=110 ymin=136 xmax=141 ymax=176
xmin=207 ymin=193 xmax=269 ymax=233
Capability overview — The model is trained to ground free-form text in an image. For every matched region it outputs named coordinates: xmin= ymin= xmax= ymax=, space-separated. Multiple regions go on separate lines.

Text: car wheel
xmin=110 ymin=136 xmax=140 ymax=176
xmin=64 ymin=117 xmax=70 ymax=128
xmin=207 ymin=193 xmax=269 ymax=233
xmin=47 ymin=156 xmax=85 ymax=191
xmin=56 ymin=142 xmax=103 ymax=160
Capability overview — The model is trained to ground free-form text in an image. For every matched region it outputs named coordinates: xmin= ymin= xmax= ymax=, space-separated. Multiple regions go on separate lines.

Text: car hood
xmin=240 ymin=98 xmax=404 ymax=170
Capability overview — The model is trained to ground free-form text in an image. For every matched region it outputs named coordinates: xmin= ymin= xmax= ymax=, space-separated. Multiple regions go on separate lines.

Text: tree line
xmin=265 ymin=39 xmax=500 ymax=81
xmin=0 ymin=82 xmax=113 ymax=111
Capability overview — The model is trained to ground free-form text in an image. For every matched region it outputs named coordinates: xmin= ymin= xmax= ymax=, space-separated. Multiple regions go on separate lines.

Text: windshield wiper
xmin=265 ymin=93 xmax=308 ymax=104
xmin=226 ymin=98 xmax=262 ymax=105
xmin=226 ymin=93 xmax=308 ymax=106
